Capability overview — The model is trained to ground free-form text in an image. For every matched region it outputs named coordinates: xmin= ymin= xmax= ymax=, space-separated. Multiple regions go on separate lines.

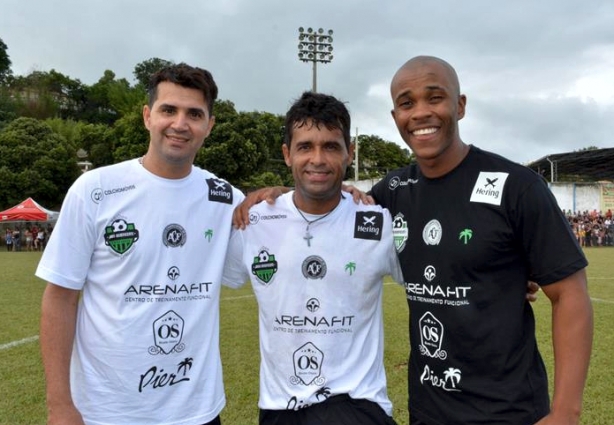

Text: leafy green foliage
xmin=0 ymin=118 xmax=81 ymax=208
xmin=199 ymin=102 xmax=289 ymax=188
xmin=356 ymin=134 xmax=411 ymax=178
xmin=9 ymin=70 xmax=80 ymax=120
xmin=133 ymin=57 xmax=174 ymax=88
xmin=84 ymin=69 xmax=144 ymax=124
xmin=110 ymin=105 xmax=149 ymax=162
xmin=0 ymin=87 xmax=18 ymax=126
xmin=0 ymin=58 xmax=408 ymax=204
xmin=0 ymin=37 xmax=12 ymax=84
xmin=45 ymin=118 xmax=114 ymax=168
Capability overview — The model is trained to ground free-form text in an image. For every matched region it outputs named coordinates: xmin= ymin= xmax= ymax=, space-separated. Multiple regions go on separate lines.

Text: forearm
xmin=40 ymin=284 xmax=80 ymax=414
xmin=549 ymin=281 xmax=593 ymax=421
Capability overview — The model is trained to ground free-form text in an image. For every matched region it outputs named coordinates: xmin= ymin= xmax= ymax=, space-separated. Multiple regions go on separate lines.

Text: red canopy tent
xmin=0 ymin=197 xmax=59 ymax=222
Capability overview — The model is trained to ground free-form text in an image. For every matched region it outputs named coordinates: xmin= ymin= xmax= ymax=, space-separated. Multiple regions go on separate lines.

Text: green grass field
xmin=1 ymin=248 xmax=612 ymax=424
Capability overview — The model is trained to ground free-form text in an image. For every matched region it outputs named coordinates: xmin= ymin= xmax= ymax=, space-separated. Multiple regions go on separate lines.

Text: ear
xmin=204 ymin=115 xmax=216 ymax=137
xmin=457 ymin=94 xmax=467 ymax=120
xmin=282 ymin=143 xmax=292 ymax=167
xmin=348 ymin=141 xmax=355 ymax=164
xmin=143 ymin=105 xmax=151 ymax=130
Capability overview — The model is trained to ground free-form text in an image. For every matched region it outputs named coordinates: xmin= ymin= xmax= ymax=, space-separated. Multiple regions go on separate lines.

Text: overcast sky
xmin=2 ymin=0 xmax=614 ymax=164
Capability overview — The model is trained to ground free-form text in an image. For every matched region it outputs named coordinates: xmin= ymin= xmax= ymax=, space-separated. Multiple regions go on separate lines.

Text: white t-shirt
xmin=36 ymin=159 xmax=244 ymax=425
xmin=223 ymin=191 xmax=403 ymax=415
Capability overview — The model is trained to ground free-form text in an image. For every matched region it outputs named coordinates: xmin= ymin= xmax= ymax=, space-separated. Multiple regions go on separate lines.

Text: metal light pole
xmin=297 ymin=27 xmax=334 ymax=92
xmin=354 ymin=128 xmax=359 ymax=181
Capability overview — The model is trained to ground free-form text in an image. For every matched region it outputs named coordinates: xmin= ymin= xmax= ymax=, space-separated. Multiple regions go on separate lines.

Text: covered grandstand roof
xmin=526 ymin=147 xmax=614 ymax=183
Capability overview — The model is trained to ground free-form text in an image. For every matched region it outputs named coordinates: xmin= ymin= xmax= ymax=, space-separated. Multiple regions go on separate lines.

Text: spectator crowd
xmin=3 ymin=224 xmax=53 ymax=252
xmin=566 ymin=209 xmax=613 ymax=247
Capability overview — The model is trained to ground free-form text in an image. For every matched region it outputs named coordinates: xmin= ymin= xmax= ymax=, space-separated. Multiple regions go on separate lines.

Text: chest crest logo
xmin=251 ymin=248 xmax=278 ymax=285
xmin=104 ymin=218 xmax=139 ymax=255
xmin=302 ymin=256 xmax=327 ymax=280
xmin=422 ymin=219 xmax=442 ymax=246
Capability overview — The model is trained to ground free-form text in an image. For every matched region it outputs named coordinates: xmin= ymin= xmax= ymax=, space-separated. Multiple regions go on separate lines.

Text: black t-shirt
xmin=371 ymin=145 xmax=587 ymax=425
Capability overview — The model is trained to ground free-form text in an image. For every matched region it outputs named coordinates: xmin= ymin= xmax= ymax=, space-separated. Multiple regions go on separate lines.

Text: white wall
xmin=549 ymin=183 xmax=603 ymax=213
xmin=343 ymin=179 xmax=381 ymax=193
xmin=344 ymin=179 xmax=609 ymax=213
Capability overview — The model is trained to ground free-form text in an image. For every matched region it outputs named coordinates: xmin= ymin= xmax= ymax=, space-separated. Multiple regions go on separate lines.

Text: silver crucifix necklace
xmin=293 ymin=196 xmax=336 ymax=247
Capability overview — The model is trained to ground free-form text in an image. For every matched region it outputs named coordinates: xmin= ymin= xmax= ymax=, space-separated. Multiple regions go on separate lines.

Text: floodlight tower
xmin=297 ymin=27 xmax=334 ymax=93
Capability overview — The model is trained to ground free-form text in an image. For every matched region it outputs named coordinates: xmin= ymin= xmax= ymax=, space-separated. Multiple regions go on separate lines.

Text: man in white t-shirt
xmin=37 ymin=63 xmax=243 ymax=425
xmin=223 ymin=92 xmax=402 ymax=425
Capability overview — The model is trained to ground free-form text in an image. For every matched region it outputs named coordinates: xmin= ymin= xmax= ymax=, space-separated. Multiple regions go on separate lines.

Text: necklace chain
xmin=293 ymin=195 xmax=335 ymax=247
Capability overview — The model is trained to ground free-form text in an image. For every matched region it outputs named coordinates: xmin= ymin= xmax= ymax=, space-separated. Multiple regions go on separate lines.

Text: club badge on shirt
xmin=251 ymin=248 xmax=278 ymax=285
xmin=470 ymin=172 xmax=509 ymax=206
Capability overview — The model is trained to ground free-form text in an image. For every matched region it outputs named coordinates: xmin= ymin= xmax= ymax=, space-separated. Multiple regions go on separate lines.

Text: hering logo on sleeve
xmin=354 ymin=212 xmax=383 ymax=241
xmin=469 ymin=172 xmax=509 ymax=206
xmin=206 ymin=178 xmax=233 ymax=204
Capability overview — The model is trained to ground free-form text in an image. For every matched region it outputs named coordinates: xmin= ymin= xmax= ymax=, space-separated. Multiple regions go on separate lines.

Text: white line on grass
xmin=591 ymin=297 xmax=614 ymax=304
xmin=222 ymin=294 xmax=255 ymax=301
xmin=0 ymin=335 xmax=39 ymax=351
xmin=221 ymin=282 xmax=401 ymax=302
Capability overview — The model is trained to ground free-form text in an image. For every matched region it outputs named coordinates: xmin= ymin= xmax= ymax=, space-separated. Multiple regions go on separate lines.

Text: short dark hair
xmin=147 ymin=63 xmax=218 ymax=114
xmin=283 ymin=91 xmax=351 ymax=148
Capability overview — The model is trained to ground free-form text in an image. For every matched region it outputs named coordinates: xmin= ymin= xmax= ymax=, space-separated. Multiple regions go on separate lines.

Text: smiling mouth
xmin=412 ymin=127 xmax=438 ymax=136
xmin=306 ymin=170 xmax=330 ymax=180
xmin=165 ymin=134 xmax=190 ymax=143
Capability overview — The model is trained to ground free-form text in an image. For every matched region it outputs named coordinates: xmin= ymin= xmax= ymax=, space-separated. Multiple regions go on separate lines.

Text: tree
xmin=46 ymin=118 xmax=114 ymax=168
xmin=133 ymin=58 xmax=174 ymax=88
xmin=198 ymin=104 xmax=288 ymax=188
xmin=8 ymin=69 xmax=85 ymax=121
xmin=0 ymin=88 xmax=18 ymax=127
xmin=83 ymin=70 xmax=128 ymax=124
xmin=0 ymin=37 xmax=12 ymax=85
xmin=355 ymin=135 xmax=411 ymax=178
xmin=0 ymin=117 xmax=81 ymax=208
xmin=77 ymin=123 xmax=115 ymax=167
xmin=110 ymin=104 xmax=149 ymax=162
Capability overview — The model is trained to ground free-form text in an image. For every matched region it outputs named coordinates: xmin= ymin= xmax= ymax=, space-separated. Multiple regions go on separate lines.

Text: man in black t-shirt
xmin=368 ymin=55 xmax=592 ymax=425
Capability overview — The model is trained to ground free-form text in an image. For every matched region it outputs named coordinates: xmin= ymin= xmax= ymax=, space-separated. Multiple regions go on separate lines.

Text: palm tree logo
xmin=443 ymin=368 xmax=461 ymax=388
xmin=458 ymin=228 xmax=473 ymax=244
xmin=344 ymin=262 xmax=356 ymax=275
xmin=177 ymin=357 xmax=193 ymax=376
xmin=204 ymin=229 xmax=213 ymax=242
xmin=315 ymin=386 xmax=331 ymax=401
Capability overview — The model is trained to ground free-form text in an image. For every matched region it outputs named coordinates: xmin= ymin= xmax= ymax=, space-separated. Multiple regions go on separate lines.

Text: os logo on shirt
xmin=104 ymin=218 xmax=139 ymax=255
xmin=291 ymin=342 xmax=325 ymax=386
xmin=251 ymin=248 xmax=278 ymax=285
xmin=150 ymin=310 xmax=185 ymax=355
